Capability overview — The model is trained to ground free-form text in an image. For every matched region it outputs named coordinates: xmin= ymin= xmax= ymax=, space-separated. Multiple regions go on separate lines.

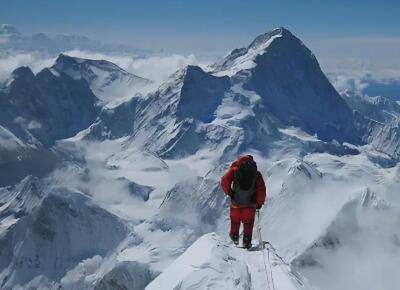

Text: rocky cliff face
xmin=0 ymin=66 xmax=99 ymax=146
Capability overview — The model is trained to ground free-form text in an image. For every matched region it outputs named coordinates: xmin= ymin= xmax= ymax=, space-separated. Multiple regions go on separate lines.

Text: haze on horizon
xmin=1 ymin=1 xmax=399 ymax=53
xmin=1 ymin=0 xmax=400 ymax=96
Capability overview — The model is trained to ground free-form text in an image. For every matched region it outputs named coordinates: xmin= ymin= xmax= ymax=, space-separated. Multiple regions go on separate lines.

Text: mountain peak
xmin=182 ymin=65 xmax=210 ymax=81
xmin=53 ymin=53 xmax=116 ymax=80
xmin=53 ymin=53 xmax=152 ymax=104
xmin=212 ymin=27 xmax=296 ymax=76
xmin=54 ymin=53 xmax=129 ymax=73
xmin=211 ymin=26 xmax=358 ymax=143
xmin=11 ymin=66 xmax=34 ymax=80
xmin=55 ymin=53 xmax=84 ymax=66
xmin=56 ymin=53 xmax=72 ymax=61
xmin=163 ymin=65 xmax=209 ymax=89
xmin=248 ymin=26 xmax=293 ymax=49
xmin=184 ymin=65 xmax=204 ymax=74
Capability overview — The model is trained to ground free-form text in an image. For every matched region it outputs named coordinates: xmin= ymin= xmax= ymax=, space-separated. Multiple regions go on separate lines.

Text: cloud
xmin=128 ymin=54 xmax=202 ymax=83
xmin=326 ymin=66 xmax=400 ymax=99
xmin=262 ymin=155 xmax=400 ymax=290
xmin=0 ymin=37 xmax=9 ymax=44
xmin=63 ymin=50 xmax=209 ymax=84
xmin=27 ymin=120 xmax=42 ymax=129
xmin=0 ymin=49 xmax=211 ymax=89
xmin=304 ymin=37 xmax=400 ymax=96
xmin=326 ymin=70 xmax=370 ymax=95
xmin=0 ymin=52 xmax=56 ymax=81
xmin=2 ymin=36 xmax=400 ymax=100
xmin=296 ymin=200 xmax=400 ymax=290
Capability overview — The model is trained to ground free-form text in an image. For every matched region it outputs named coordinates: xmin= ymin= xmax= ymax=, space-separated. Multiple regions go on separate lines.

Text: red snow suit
xmin=220 ymin=155 xmax=267 ymax=238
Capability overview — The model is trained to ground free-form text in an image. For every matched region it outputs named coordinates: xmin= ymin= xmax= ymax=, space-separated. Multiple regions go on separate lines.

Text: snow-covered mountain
xmin=341 ymin=91 xmax=400 ymax=159
xmin=0 ymin=181 xmax=127 ymax=289
xmin=52 ymin=54 xmax=153 ymax=105
xmin=0 ymin=127 xmax=57 ymax=187
xmin=0 ymin=53 xmax=152 ymax=187
xmin=367 ymin=119 xmax=400 ymax=160
xmin=0 ymin=63 xmax=100 ymax=186
xmin=0 ymin=65 xmax=99 ymax=146
xmin=1 ymin=26 xmax=400 ymax=290
xmin=215 ymin=28 xmax=360 ymax=144
xmin=80 ymin=28 xmax=359 ymax=160
xmin=80 ymin=64 xmax=278 ymax=159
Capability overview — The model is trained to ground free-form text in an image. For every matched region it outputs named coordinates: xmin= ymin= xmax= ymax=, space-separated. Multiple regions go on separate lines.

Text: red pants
xmin=230 ymin=206 xmax=256 ymax=237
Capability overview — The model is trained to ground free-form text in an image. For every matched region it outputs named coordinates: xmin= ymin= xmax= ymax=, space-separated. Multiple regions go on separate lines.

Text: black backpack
xmin=232 ymin=160 xmax=258 ymax=205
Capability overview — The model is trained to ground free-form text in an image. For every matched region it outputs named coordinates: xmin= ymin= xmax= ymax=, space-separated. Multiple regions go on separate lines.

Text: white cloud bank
xmin=63 ymin=50 xmax=207 ymax=84
xmin=1 ymin=36 xmax=400 ymax=99
xmin=0 ymin=52 xmax=56 ymax=81
xmin=0 ymin=50 xmax=210 ymax=87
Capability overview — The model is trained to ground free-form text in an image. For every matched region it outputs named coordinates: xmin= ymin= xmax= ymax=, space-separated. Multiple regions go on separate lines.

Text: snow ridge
xmin=146 ymin=233 xmax=311 ymax=290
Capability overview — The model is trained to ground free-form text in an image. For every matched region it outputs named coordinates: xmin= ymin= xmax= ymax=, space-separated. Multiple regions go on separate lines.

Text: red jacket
xmin=220 ymin=155 xmax=267 ymax=206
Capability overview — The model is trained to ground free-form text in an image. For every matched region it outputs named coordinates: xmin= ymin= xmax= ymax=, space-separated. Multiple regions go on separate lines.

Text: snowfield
xmin=1 ymin=27 xmax=400 ymax=290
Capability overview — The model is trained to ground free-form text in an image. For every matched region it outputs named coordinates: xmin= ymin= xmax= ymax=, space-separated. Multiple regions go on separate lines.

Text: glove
xmin=256 ymin=204 xmax=262 ymax=210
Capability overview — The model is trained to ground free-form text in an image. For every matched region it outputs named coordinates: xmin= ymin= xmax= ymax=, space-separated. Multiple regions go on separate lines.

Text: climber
xmin=220 ymin=155 xmax=267 ymax=249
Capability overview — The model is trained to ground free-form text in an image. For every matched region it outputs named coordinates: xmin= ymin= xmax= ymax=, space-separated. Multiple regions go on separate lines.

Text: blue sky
xmin=1 ymin=0 xmax=399 ymax=50
xmin=1 ymin=0 xmax=399 ymax=77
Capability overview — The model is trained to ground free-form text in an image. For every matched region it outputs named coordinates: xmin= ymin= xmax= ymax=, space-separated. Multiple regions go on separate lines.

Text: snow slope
xmin=342 ymin=91 xmax=400 ymax=159
xmin=146 ymin=233 xmax=312 ymax=290
xmin=293 ymin=189 xmax=400 ymax=290
xmin=0 ymin=185 xmax=127 ymax=289
xmin=52 ymin=54 xmax=153 ymax=106
xmin=0 ymin=126 xmax=58 ymax=187
xmin=367 ymin=119 xmax=400 ymax=160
